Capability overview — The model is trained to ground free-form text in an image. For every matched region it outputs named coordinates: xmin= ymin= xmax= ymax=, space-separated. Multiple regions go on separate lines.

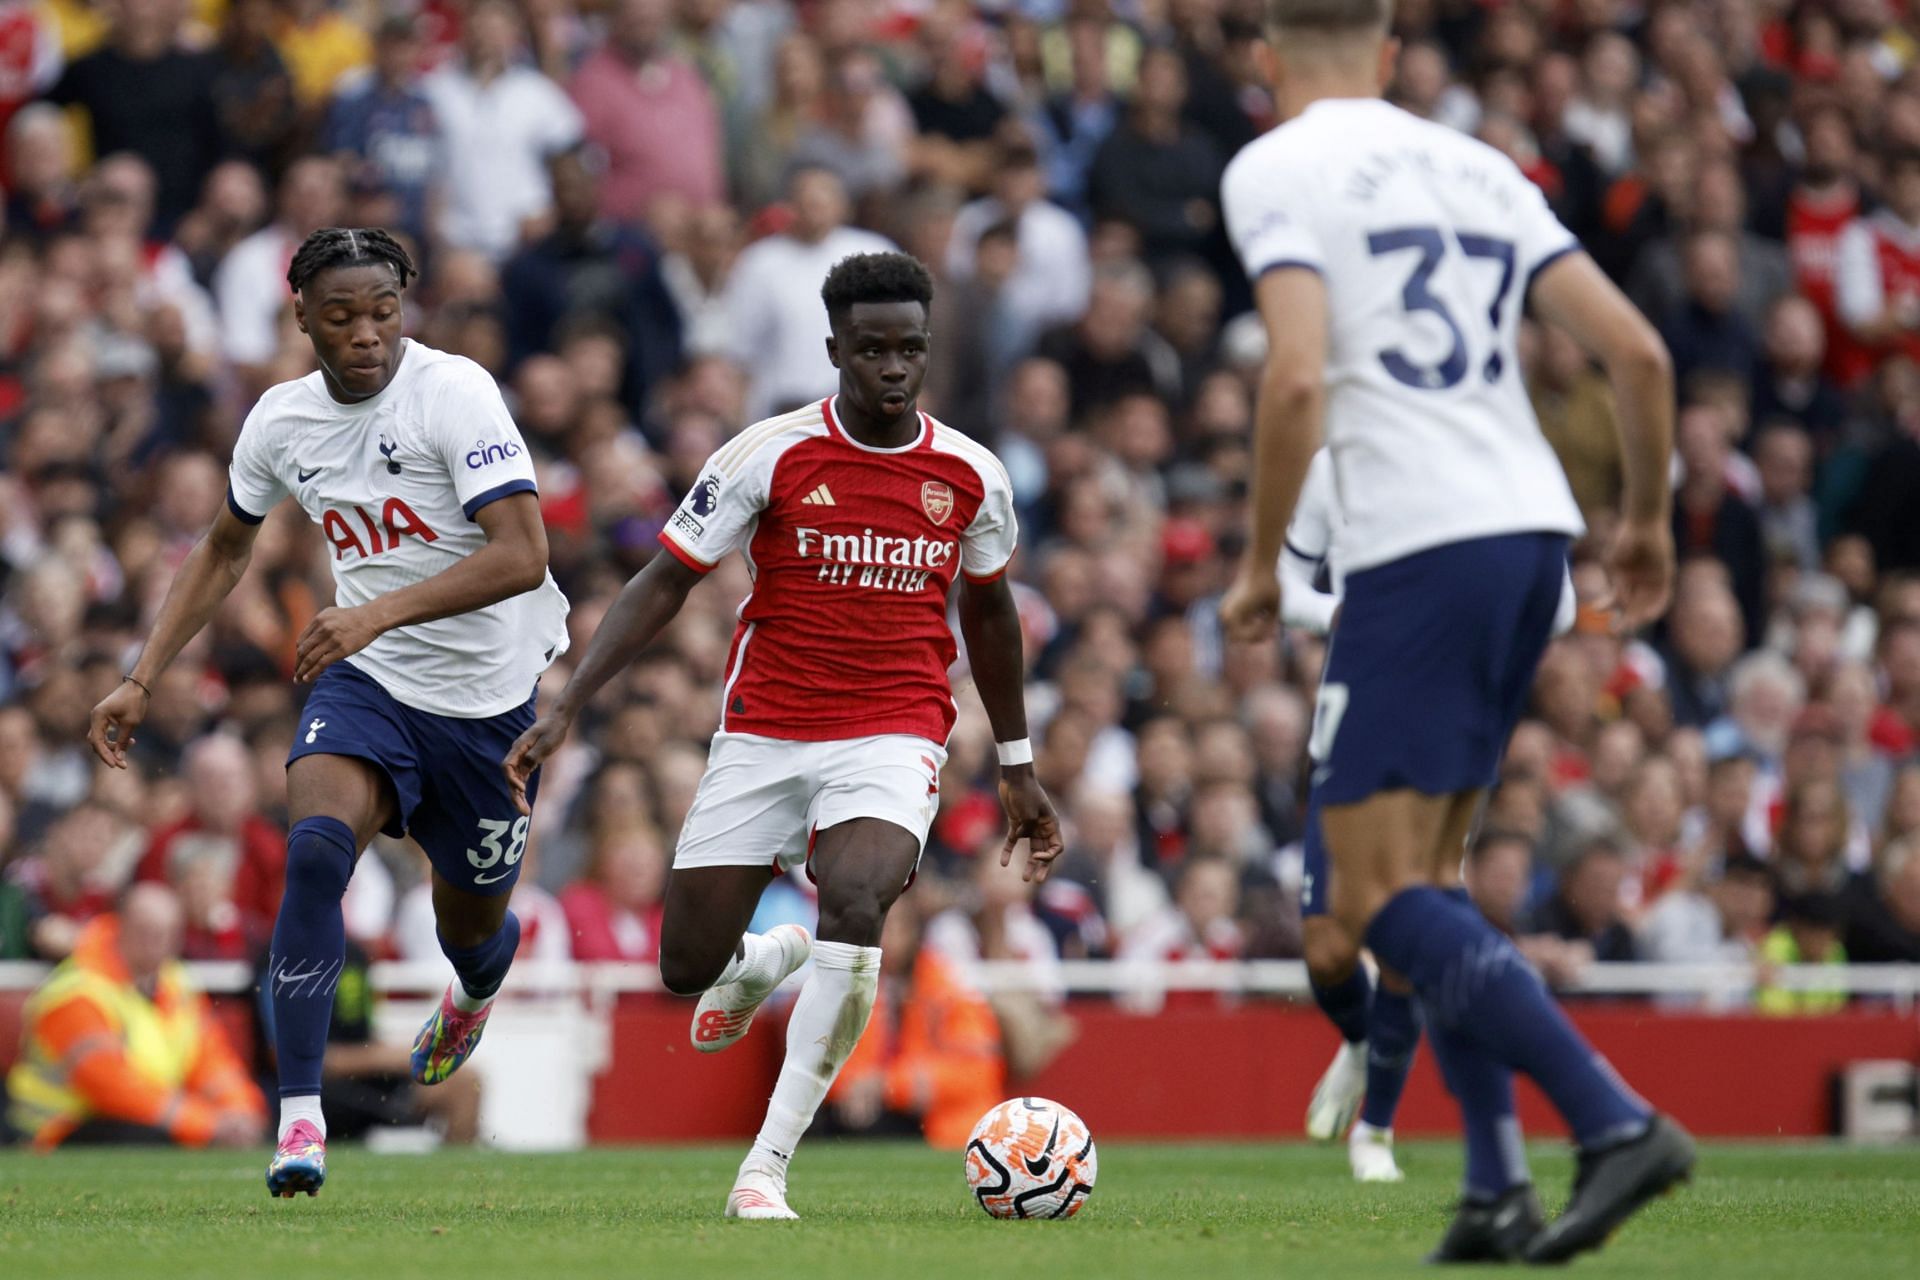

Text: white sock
xmin=752 ymin=940 xmax=880 ymax=1158
xmin=1351 ymin=1120 xmax=1391 ymax=1145
xmin=279 ymin=1094 xmax=326 ymax=1142
xmin=450 ymin=977 xmax=493 ymax=1013
xmin=712 ymin=932 xmax=781 ymax=992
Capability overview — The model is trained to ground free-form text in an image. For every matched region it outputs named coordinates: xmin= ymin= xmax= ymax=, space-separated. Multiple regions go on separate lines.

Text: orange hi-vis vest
xmin=5 ymin=916 xmax=260 ymax=1147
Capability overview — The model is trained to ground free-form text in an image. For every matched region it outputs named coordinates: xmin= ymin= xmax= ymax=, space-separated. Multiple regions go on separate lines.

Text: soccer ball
xmin=963 ymin=1096 xmax=1097 ymax=1219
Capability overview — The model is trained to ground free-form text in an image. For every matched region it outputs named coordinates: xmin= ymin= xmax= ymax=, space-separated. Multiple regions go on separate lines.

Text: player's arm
xmin=1221 ymin=266 xmax=1329 ymax=643
xmin=501 ymin=552 xmax=706 ymax=814
xmin=1529 ymin=251 xmax=1677 ymax=629
xmin=957 ymin=573 xmax=1063 ymax=883
xmin=293 ymin=492 xmax=550 ymax=683
xmin=87 ymin=503 xmax=262 ymax=768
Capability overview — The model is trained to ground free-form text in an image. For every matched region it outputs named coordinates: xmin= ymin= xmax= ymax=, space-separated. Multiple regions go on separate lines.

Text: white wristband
xmin=996 ymin=738 xmax=1033 ymax=767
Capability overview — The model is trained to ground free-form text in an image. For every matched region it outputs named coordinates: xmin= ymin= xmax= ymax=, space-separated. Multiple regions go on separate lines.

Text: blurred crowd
xmin=3 ymin=0 xmax=1920 ymax=1057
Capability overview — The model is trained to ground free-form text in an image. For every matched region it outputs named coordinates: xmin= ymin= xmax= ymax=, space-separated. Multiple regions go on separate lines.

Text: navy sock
xmin=1426 ymin=1014 xmax=1529 ymax=1199
xmin=439 ymin=912 xmax=521 ymax=1003
xmin=268 ymin=817 xmax=356 ymax=1097
xmin=1309 ymin=964 xmax=1373 ymax=1044
xmin=1428 ymin=882 xmax=1525 ymax=1193
xmin=1360 ymin=984 xmax=1419 ymax=1129
xmin=1365 ymin=886 xmax=1650 ymax=1151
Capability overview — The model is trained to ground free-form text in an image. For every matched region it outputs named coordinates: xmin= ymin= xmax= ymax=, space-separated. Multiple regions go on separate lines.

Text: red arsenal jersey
xmin=659 ymin=398 xmax=1018 ymax=744
xmin=1787 ymin=184 xmax=1869 ymax=384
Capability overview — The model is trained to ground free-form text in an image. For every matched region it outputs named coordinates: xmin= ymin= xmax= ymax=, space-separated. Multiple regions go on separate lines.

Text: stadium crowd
xmin=3 ymin=0 xmax=1920 ymax=1062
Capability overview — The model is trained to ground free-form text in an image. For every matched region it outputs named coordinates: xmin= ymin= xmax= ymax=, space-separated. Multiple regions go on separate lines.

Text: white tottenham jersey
xmin=1279 ymin=445 xmax=1578 ymax=637
xmin=227 ymin=341 xmax=569 ymax=717
xmin=1223 ymin=98 xmax=1586 ymax=573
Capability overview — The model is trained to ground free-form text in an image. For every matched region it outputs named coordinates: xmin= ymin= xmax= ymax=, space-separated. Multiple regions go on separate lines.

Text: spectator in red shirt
xmin=1622 ymin=756 xmax=1687 ymax=903
xmin=1877 ymin=622 xmax=1920 ymax=749
xmin=135 ymin=735 xmax=285 ymax=957
xmin=1836 ymin=149 xmax=1920 ymax=377
xmin=558 ymin=827 xmax=666 ymax=963
xmin=16 ymin=802 xmax=133 ymax=959
xmin=1785 ymin=106 xmax=1868 ymax=383
xmin=569 ymin=0 xmax=722 ymax=228
xmin=1119 ymin=853 xmax=1242 ymax=963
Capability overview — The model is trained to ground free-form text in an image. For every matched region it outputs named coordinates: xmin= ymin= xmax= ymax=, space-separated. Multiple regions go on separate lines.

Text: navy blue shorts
xmin=1310 ymin=532 xmax=1569 ymax=808
xmin=287 ymin=663 xmax=541 ymax=896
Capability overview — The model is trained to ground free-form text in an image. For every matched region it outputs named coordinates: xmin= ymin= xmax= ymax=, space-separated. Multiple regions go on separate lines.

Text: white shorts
xmin=674 ymin=731 xmax=948 ymax=878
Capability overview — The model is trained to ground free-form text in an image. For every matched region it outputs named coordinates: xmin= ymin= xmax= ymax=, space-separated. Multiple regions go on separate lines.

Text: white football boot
xmin=1306 ymin=1039 xmax=1368 ymax=1142
xmin=691 ymin=924 xmax=812 ymax=1054
xmin=726 ymin=1152 xmax=800 ymax=1220
xmin=1348 ymin=1120 xmax=1406 ymax=1182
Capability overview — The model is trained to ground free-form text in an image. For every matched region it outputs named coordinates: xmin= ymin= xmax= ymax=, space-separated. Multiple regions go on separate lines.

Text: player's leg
xmin=667 ymin=734 xmax=818 ymax=1052
xmin=1350 ymin=965 xmax=1417 ymax=1183
xmin=1348 ymin=792 xmax=1483 ymax=1182
xmin=660 ymin=864 xmax=788 ymax=994
xmin=405 ymin=690 xmax=542 ymax=1085
xmin=731 ymin=816 xmax=918 ymax=1220
xmin=1337 ymin=787 xmax=1690 ymax=1260
xmin=410 ymin=872 xmax=521 ymax=1084
xmin=1300 ymin=796 xmax=1372 ymax=1144
xmin=1302 ymin=792 xmax=1417 ymax=1180
xmin=268 ymin=749 xmax=398 ymax=1197
xmin=1321 ymin=535 xmax=1687 ymax=1257
xmin=1302 ymin=917 xmax=1370 ymax=1141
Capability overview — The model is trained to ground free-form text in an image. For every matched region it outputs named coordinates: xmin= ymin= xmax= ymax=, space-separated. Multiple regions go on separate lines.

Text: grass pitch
xmin=1 ymin=1140 xmax=1916 ymax=1278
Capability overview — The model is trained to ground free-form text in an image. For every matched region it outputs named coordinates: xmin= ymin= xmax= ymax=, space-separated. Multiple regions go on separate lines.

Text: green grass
xmin=1 ymin=1141 xmax=1917 ymax=1278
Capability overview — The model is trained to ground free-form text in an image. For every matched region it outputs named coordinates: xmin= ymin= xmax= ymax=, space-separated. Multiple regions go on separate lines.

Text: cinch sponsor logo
xmin=465 ymin=439 xmax=523 ymax=469
xmin=323 ymin=498 xmax=440 ymax=561
xmin=795 ymin=526 xmax=956 ymax=593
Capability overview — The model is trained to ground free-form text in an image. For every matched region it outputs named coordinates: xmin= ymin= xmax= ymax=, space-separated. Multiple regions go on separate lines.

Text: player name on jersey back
xmin=1222 ymin=98 xmax=1586 ymax=573
xmin=659 ymin=398 xmax=1016 ymax=744
xmin=227 ymin=341 xmax=569 ymax=718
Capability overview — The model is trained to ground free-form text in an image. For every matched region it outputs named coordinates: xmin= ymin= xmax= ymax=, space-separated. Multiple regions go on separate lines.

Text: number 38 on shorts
xmin=467 ymin=816 xmax=530 ymax=882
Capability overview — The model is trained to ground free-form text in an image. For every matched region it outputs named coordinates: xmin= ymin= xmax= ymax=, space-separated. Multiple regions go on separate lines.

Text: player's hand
xmin=295 ymin=606 xmax=384 ymax=683
xmin=1601 ymin=518 xmax=1675 ymax=633
xmin=88 ymin=679 xmax=150 ymax=769
xmin=503 ymin=712 xmax=572 ymax=816
xmin=998 ymin=765 xmax=1063 ymax=884
xmin=1219 ymin=563 xmax=1282 ymax=644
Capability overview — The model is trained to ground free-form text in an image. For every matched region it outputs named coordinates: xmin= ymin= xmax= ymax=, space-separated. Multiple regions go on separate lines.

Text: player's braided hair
xmin=286 ymin=227 xmax=418 ymax=295
xmin=820 ymin=252 xmax=934 ymax=328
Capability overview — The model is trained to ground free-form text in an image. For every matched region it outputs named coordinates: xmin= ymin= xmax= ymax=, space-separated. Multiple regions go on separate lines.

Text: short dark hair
xmin=1264 ymin=0 xmax=1392 ymax=34
xmin=820 ymin=252 xmax=934 ymax=328
xmin=287 ymin=226 xmax=417 ymax=295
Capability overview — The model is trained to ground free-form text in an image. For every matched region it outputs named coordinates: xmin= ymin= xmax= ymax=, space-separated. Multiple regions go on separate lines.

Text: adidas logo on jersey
xmin=800 ymin=484 xmax=836 ymax=506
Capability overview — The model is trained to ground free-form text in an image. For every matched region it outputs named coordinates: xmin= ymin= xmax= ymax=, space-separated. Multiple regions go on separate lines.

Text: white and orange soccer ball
xmin=963 ymin=1096 xmax=1097 ymax=1219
